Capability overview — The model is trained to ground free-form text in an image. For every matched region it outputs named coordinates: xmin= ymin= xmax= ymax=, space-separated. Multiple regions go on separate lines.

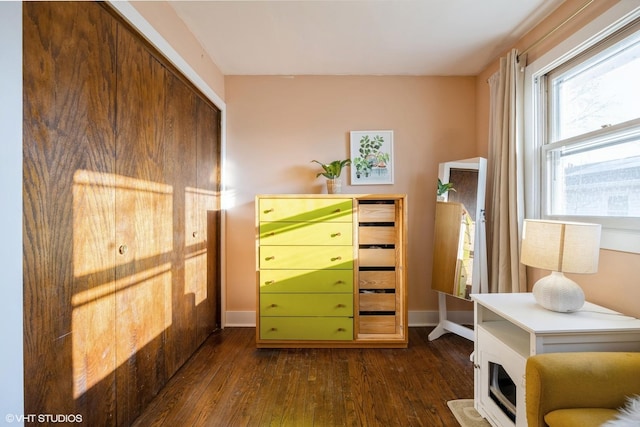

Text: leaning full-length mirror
xmin=432 ymin=157 xmax=487 ymax=300
xmin=429 ymin=157 xmax=487 ymax=341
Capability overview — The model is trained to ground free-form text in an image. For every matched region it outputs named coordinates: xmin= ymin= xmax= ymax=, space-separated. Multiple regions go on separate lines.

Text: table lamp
xmin=521 ymin=219 xmax=601 ymax=312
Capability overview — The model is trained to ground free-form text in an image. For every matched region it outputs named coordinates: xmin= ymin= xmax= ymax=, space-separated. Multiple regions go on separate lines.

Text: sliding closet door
xmin=163 ymin=72 xmax=198 ymax=376
xmin=114 ymin=24 xmax=171 ymax=427
xmin=23 ymin=2 xmax=118 ymax=423
xmin=195 ymin=98 xmax=221 ymax=343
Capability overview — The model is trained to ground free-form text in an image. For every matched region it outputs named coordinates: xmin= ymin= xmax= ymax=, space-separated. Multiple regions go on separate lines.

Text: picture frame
xmin=350 ymin=130 xmax=394 ymax=185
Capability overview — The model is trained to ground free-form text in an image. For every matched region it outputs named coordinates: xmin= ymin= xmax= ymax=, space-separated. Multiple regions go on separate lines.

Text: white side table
xmin=472 ymin=292 xmax=640 ymax=427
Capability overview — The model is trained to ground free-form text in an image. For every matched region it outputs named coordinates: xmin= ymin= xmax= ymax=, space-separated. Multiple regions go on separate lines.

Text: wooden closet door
xmin=114 ymin=24 xmax=171 ymax=426
xmin=23 ymin=2 xmax=118 ymax=424
xmin=195 ymin=98 xmax=221 ymax=343
xmin=163 ymin=72 xmax=198 ymax=376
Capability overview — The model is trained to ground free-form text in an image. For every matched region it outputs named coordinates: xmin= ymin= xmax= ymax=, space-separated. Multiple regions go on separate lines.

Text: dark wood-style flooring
xmin=132 ymin=327 xmax=474 ymax=427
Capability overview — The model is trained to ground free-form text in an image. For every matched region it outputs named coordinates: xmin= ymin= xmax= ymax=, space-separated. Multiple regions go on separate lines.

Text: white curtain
xmin=487 ymin=49 xmax=527 ymax=293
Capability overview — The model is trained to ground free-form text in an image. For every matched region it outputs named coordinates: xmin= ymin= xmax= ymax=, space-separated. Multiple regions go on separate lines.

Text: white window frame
xmin=524 ymin=2 xmax=640 ymax=254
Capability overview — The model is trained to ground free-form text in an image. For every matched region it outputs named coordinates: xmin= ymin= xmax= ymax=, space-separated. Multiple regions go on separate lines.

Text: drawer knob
xmin=265 ymin=256 xmax=275 ymax=261
xmin=265 ymin=280 xmax=275 ymax=285
xmin=270 ymin=303 xmax=278 ymax=308
xmin=331 ymin=232 xmax=342 ymax=237
xmin=192 ymin=231 xmax=198 ymax=238
xmin=336 ymin=304 xmax=345 ymax=308
xmin=263 ymin=208 xmax=274 ymax=213
xmin=337 ymin=328 xmax=346 ymax=332
xmin=270 ymin=327 xmax=277 ymax=331
xmin=331 ymin=256 xmax=342 ymax=261
xmin=335 ymin=280 xmax=345 ymax=285
xmin=333 ymin=208 xmax=341 ymax=213
xmin=267 ymin=232 xmax=275 ymax=236
xmin=118 ymin=244 xmax=128 ymax=255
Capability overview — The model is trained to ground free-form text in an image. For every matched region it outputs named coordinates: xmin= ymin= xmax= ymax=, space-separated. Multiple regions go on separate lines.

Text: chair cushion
xmin=544 ymin=408 xmax=617 ymax=427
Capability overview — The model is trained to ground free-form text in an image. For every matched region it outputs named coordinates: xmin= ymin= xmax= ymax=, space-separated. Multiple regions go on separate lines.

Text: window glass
xmin=541 ymin=19 xmax=640 ymax=226
xmin=549 ymin=30 xmax=640 ymax=141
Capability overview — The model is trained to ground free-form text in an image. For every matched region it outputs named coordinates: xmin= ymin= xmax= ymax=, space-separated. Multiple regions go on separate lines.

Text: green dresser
xmin=256 ymin=194 xmax=408 ymax=348
xmin=257 ymin=196 xmax=355 ymax=343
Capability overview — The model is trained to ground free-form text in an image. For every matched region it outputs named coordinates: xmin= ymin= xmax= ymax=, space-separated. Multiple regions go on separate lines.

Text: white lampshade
xmin=521 ymin=219 xmax=601 ymax=312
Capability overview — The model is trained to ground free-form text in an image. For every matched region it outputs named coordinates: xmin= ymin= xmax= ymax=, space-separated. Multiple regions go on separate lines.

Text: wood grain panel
xmin=358 ymin=270 xmax=396 ymax=289
xmin=195 ymin=97 xmax=220 ymax=345
xmin=23 ymin=2 xmax=117 ymax=423
xmin=163 ymin=71 xmax=197 ymax=378
xmin=115 ymin=23 xmax=170 ymax=426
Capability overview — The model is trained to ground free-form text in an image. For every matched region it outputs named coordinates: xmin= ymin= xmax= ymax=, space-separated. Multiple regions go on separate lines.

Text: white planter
xmin=327 ymin=178 xmax=342 ymax=194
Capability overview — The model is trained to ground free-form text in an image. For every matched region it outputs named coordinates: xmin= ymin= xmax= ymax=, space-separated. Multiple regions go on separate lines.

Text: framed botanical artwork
xmin=350 ymin=130 xmax=394 ymax=185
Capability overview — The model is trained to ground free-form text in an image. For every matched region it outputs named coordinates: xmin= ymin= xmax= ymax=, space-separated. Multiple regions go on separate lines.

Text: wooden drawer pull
xmin=335 ymin=280 xmax=345 ymax=284
xmin=331 ymin=256 xmax=342 ymax=261
xmin=264 ymin=280 xmax=275 ymax=285
xmin=270 ymin=327 xmax=277 ymax=331
xmin=333 ymin=208 xmax=341 ymax=213
xmin=336 ymin=304 xmax=346 ymax=308
xmin=265 ymin=256 xmax=275 ymax=261
xmin=331 ymin=232 xmax=342 ymax=237
xmin=270 ymin=304 xmax=278 ymax=308
xmin=263 ymin=208 xmax=274 ymax=213
xmin=337 ymin=328 xmax=346 ymax=332
xmin=266 ymin=232 xmax=275 ymax=236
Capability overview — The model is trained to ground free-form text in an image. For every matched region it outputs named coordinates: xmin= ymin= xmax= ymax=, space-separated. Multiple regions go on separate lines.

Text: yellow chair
xmin=525 ymin=352 xmax=640 ymax=427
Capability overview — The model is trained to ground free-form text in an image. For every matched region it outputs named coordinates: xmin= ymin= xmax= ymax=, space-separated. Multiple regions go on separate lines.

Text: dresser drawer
xmin=259 ymin=198 xmax=353 ymax=222
xmin=260 ymin=269 xmax=353 ymax=293
xmin=261 ymin=293 xmax=353 ymax=317
xmin=359 ymin=292 xmax=396 ymax=311
xmin=358 ymin=226 xmax=396 ymax=245
xmin=260 ymin=246 xmax=353 ymax=269
xmin=260 ymin=221 xmax=352 ymax=246
xmin=260 ymin=317 xmax=353 ymax=341
xmin=359 ymin=270 xmax=396 ymax=290
xmin=359 ymin=315 xmax=396 ymax=334
xmin=359 ymin=248 xmax=396 ymax=267
xmin=358 ymin=203 xmax=395 ymax=222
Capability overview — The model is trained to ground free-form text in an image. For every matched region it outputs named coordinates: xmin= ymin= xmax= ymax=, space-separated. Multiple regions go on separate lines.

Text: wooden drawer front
xmin=261 ymin=293 xmax=353 ymax=317
xmin=260 ymin=246 xmax=353 ymax=270
xmin=359 ymin=270 xmax=396 ymax=290
xmin=359 ymin=293 xmax=396 ymax=312
xmin=359 ymin=248 xmax=395 ymax=267
xmin=359 ymin=316 xmax=396 ymax=334
xmin=260 ymin=317 xmax=353 ymax=341
xmin=259 ymin=198 xmax=353 ymax=222
xmin=358 ymin=226 xmax=396 ymax=245
xmin=260 ymin=221 xmax=352 ymax=246
xmin=358 ymin=203 xmax=395 ymax=222
xmin=260 ymin=270 xmax=353 ymax=293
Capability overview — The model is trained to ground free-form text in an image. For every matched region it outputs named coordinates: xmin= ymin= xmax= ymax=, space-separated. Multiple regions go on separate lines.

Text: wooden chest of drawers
xmin=256 ymin=194 xmax=407 ymax=348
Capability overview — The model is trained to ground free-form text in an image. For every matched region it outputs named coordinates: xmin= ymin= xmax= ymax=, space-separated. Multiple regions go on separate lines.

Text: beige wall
xmin=476 ymin=0 xmax=640 ymax=317
xmin=225 ymin=75 xmax=477 ymax=316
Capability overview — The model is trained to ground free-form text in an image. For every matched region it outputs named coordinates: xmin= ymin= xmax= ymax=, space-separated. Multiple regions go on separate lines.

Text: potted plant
xmin=437 ymin=178 xmax=456 ymax=200
xmin=312 ymin=159 xmax=351 ymax=194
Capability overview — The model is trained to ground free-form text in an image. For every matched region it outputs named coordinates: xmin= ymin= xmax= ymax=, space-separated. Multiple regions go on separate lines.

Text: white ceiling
xmin=169 ymin=0 xmax=565 ymax=76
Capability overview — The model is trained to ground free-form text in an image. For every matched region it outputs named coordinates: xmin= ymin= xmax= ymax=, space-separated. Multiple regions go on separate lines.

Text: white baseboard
xmin=224 ymin=310 xmax=473 ymax=328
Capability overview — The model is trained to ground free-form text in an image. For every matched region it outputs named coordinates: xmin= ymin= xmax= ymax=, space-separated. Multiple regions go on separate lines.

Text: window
xmin=525 ymin=5 xmax=640 ymax=253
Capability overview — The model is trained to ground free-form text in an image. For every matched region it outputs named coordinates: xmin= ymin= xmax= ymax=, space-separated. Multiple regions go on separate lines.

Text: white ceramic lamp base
xmin=532 ymin=271 xmax=585 ymax=313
